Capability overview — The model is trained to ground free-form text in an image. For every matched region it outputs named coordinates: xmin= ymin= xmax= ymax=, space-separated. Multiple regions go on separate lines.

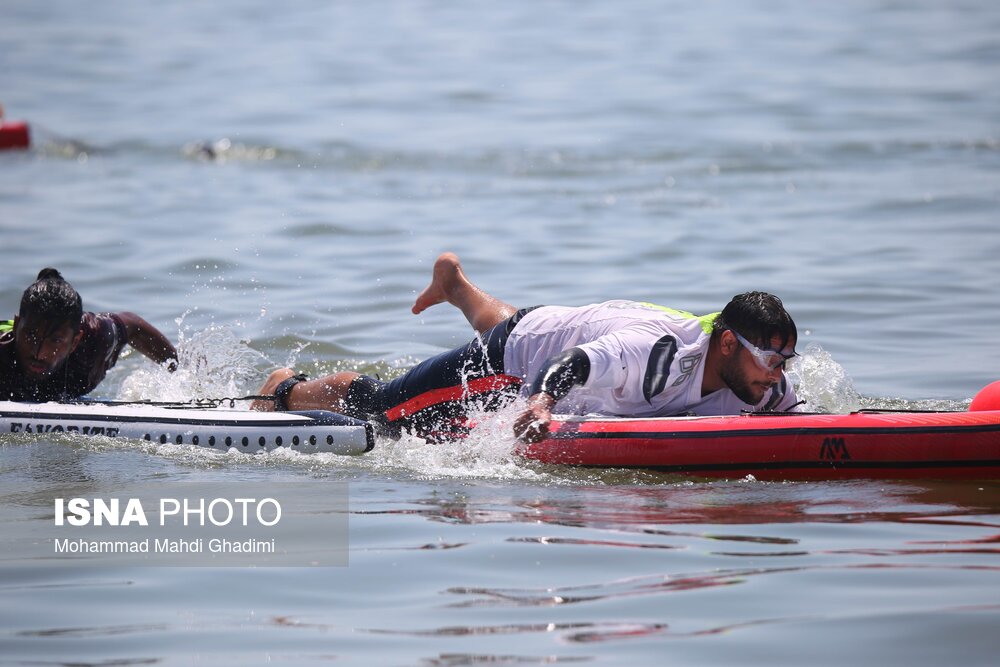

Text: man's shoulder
xmin=78 ymin=312 xmax=127 ymax=342
xmin=72 ymin=313 xmax=128 ymax=365
xmin=615 ymin=314 xmax=714 ymax=349
xmin=80 ymin=311 xmax=125 ymax=330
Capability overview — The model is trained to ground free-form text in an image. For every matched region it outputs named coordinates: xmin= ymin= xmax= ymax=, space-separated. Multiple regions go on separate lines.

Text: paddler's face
xmin=719 ymin=331 xmax=792 ymax=405
xmin=13 ymin=315 xmax=82 ymax=380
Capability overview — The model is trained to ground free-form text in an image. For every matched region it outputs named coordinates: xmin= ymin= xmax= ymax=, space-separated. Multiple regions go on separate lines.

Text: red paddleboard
xmin=520 ymin=382 xmax=1000 ymax=481
xmin=0 ymin=121 xmax=30 ymax=150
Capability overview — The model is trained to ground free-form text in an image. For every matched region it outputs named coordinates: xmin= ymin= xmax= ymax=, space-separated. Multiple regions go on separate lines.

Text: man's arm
xmin=116 ymin=312 xmax=178 ymax=371
xmin=513 ymin=348 xmax=591 ymax=443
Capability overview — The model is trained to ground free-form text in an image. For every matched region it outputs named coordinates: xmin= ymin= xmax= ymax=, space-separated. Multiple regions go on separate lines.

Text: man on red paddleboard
xmin=0 ymin=269 xmax=178 ymax=401
xmin=253 ymin=253 xmax=799 ymax=443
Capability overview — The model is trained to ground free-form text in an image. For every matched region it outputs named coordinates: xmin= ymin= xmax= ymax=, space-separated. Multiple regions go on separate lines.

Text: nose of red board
xmin=970 ymin=380 xmax=1000 ymax=412
xmin=0 ymin=121 xmax=31 ymax=150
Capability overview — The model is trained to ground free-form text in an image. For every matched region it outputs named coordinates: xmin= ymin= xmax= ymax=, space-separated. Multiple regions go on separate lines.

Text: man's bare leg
xmin=411 ymin=252 xmax=516 ymax=334
xmin=253 ymin=253 xmax=516 ymax=412
xmin=251 ymin=368 xmax=360 ymax=412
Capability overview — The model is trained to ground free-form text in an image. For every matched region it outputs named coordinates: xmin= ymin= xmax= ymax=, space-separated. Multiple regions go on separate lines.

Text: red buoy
xmin=970 ymin=380 xmax=1000 ymax=412
xmin=0 ymin=121 xmax=31 ymax=150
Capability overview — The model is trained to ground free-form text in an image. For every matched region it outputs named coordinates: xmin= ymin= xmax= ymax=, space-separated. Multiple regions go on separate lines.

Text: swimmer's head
xmin=13 ymin=268 xmax=84 ymax=379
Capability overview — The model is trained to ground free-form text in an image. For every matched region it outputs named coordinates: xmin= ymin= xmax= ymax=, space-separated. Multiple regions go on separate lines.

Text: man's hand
xmin=513 ymin=393 xmax=557 ymax=443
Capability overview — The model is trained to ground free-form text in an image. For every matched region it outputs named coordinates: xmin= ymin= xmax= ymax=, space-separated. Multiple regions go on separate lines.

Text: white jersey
xmin=502 ymin=300 xmax=797 ymax=417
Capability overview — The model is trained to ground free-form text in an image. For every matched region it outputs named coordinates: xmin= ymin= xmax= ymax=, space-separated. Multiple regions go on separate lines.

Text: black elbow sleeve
xmin=532 ymin=348 xmax=591 ymax=401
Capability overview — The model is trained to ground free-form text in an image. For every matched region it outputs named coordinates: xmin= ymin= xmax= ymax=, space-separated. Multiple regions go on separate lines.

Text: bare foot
xmin=412 ymin=252 xmax=465 ymax=315
xmin=250 ymin=368 xmax=295 ymax=411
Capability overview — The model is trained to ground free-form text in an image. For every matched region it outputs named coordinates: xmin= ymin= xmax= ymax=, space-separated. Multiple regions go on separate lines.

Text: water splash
xmin=787 ymin=342 xmax=862 ymax=412
xmin=107 ymin=323 xmax=556 ymax=481
xmin=788 ymin=343 xmax=968 ymax=412
xmin=371 ymin=402 xmax=552 ymax=483
xmin=116 ymin=325 xmax=271 ymax=402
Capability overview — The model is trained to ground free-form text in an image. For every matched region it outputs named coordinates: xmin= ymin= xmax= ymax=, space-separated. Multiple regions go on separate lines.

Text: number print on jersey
xmin=671 ymin=353 xmax=703 ymax=387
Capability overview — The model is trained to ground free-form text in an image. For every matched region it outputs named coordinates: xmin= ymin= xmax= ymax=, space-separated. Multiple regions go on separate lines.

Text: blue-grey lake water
xmin=2 ymin=1 xmax=999 ymax=665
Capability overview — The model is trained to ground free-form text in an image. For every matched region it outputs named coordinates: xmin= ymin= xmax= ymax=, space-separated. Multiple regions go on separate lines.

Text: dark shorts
xmin=347 ymin=307 xmax=538 ymax=440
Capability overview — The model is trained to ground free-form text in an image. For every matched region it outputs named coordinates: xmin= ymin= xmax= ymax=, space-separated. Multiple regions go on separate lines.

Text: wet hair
xmin=713 ymin=291 xmax=797 ymax=352
xmin=18 ymin=268 xmax=83 ymax=331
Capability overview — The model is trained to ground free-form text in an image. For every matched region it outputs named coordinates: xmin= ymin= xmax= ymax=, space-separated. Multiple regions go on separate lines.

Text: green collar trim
xmin=639 ymin=303 xmax=719 ymax=335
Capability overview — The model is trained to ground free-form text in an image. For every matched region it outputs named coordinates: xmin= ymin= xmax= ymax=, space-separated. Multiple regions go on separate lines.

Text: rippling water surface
xmin=2 ymin=1 xmax=999 ymax=665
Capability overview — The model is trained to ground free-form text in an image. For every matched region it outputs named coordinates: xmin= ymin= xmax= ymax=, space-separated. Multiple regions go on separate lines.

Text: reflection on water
xmin=446 ymin=570 xmax=763 ymax=608
xmin=423 ymin=654 xmax=592 ymax=665
xmin=507 ymin=536 xmax=680 ymax=551
xmin=355 ymin=480 xmax=1000 ymax=529
xmin=443 ymin=559 xmax=1000 ymax=611
xmin=15 ymin=624 xmax=168 ymax=638
xmin=366 ymin=620 xmax=669 ymax=643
